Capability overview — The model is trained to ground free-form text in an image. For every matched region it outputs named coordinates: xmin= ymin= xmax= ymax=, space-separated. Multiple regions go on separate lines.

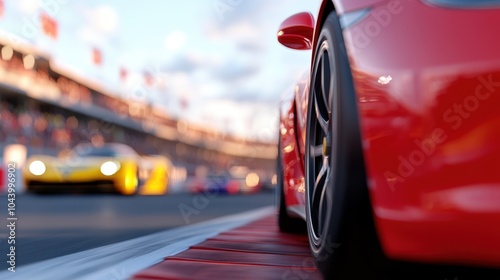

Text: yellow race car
xmin=138 ymin=155 xmax=172 ymax=196
xmin=23 ymin=143 xmax=169 ymax=195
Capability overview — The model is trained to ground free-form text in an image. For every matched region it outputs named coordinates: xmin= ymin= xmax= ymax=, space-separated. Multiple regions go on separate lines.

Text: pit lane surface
xmin=0 ymin=191 xmax=274 ymax=268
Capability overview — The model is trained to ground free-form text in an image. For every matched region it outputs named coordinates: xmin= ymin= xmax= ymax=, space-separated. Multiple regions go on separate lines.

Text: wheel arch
xmin=279 ymin=94 xmax=308 ymax=218
xmin=311 ymin=1 xmax=336 ymax=66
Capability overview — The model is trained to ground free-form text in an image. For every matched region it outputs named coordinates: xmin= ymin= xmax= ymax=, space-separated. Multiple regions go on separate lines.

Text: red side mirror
xmin=277 ymin=12 xmax=315 ymax=50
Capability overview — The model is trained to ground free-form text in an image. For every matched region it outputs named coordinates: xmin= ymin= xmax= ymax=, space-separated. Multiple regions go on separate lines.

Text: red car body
xmin=279 ymin=0 xmax=500 ymax=268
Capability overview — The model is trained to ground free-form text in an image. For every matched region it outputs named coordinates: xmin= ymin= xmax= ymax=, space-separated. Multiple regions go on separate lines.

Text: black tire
xmin=277 ymin=138 xmax=306 ymax=233
xmin=27 ymin=187 xmax=46 ymax=195
xmin=128 ymin=169 xmax=140 ymax=195
xmin=305 ymin=12 xmax=388 ymax=279
xmin=133 ymin=168 xmax=141 ymax=195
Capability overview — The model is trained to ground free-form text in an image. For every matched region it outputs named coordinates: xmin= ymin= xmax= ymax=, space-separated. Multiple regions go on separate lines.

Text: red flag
xmin=144 ymin=71 xmax=154 ymax=87
xmin=92 ymin=48 xmax=102 ymax=65
xmin=40 ymin=13 xmax=58 ymax=39
xmin=0 ymin=0 xmax=5 ymax=18
xmin=119 ymin=67 xmax=127 ymax=81
xmin=180 ymin=98 xmax=189 ymax=110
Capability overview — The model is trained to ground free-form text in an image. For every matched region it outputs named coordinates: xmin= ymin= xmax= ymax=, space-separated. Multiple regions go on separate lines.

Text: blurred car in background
xmin=277 ymin=0 xmax=500 ymax=279
xmin=139 ymin=155 xmax=172 ymax=195
xmin=23 ymin=142 xmax=170 ymax=195
xmin=188 ymin=174 xmax=235 ymax=195
xmin=232 ymin=172 xmax=263 ymax=194
xmin=187 ymin=172 xmax=262 ymax=195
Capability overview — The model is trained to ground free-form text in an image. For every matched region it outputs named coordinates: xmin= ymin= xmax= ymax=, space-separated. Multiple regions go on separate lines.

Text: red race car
xmin=276 ymin=0 xmax=500 ymax=278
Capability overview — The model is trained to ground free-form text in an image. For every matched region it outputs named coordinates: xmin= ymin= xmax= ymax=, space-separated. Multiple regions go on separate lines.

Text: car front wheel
xmin=305 ymin=11 xmax=388 ymax=279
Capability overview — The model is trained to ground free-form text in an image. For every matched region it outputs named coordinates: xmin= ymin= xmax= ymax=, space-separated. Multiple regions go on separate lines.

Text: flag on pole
xmin=119 ymin=67 xmax=128 ymax=81
xmin=92 ymin=47 xmax=102 ymax=65
xmin=144 ymin=71 xmax=154 ymax=87
xmin=180 ymin=98 xmax=189 ymax=110
xmin=40 ymin=12 xmax=58 ymax=39
xmin=0 ymin=0 xmax=5 ymax=18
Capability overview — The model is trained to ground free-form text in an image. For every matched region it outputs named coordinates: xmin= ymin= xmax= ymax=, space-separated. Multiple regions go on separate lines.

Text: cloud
xmin=191 ymin=98 xmax=279 ymax=140
xmin=226 ymin=21 xmax=267 ymax=54
xmin=164 ymin=31 xmax=186 ymax=51
xmin=237 ymin=40 xmax=265 ymax=53
xmin=212 ymin=59 xmax=259 ymax=81
xmin=79 ymin=5 xmax=119 ymax=45
xmin=211 ymin=0 xmax=264 ymax=24
xmin=204 ymin=19 xmax=266 ymax=54
xmin=16 ymin=0 xmax=39 ymax=15
xmin=160 ymin=51 xmax=205 ymax=73
xmin=224 ymin=88 xmax=280 ymax=104
xmin=159 ymin=47 xmax=259 ymax=82
xmin=88 ymin=5 xmax=119 ymax=34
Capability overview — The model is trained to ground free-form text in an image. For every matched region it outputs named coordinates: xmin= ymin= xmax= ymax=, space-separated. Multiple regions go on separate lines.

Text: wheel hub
xmin=322 ymin=136 xmax=331 ymax=157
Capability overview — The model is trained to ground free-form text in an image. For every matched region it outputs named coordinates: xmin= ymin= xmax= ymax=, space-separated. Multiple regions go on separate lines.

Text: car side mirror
xmin=277 ymin=12 xmax=315 ymax=50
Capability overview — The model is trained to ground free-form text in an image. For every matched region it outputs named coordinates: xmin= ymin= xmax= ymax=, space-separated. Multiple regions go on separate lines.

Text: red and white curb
xmin=131 ymin=213 xmax=322 ymax=280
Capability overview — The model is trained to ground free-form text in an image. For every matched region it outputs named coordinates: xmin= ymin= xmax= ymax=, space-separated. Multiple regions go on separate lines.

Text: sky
xmin=0 ymin=0 xmax=315 ymax=142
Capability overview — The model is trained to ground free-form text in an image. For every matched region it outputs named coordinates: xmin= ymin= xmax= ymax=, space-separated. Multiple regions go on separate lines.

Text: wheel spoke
xmin=313 ymin=156 xmax=330 ymax=234
xmin=321 ymin=52 xmax=326 ymax=97
xmin=310 ymin=144 xmax=323 ymax=158
xmin=317 ymin=178 xmax=328 ymax=234
xmin=321 ymin=52 xmax=331 ymax=108
xmin=314 ymin=95 xmax=330 ymax=135
xmin=312 ymin=157 xmax=329 ymax=207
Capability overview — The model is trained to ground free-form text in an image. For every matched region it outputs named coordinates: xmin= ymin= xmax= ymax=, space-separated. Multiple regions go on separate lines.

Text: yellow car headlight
xmin=29 ymin=160 xmax=46 ymax=176
xmin=100 ymin=161 xmax=120 ymax=176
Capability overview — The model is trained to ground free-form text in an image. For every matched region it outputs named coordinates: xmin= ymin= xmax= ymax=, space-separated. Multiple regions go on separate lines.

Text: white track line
xmin=0 ymin=206 xmax=274 ymax=280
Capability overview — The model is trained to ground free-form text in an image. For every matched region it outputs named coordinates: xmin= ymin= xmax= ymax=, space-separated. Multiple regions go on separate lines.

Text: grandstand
xmin=0 ymin=39 xmax=277 ymax=182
